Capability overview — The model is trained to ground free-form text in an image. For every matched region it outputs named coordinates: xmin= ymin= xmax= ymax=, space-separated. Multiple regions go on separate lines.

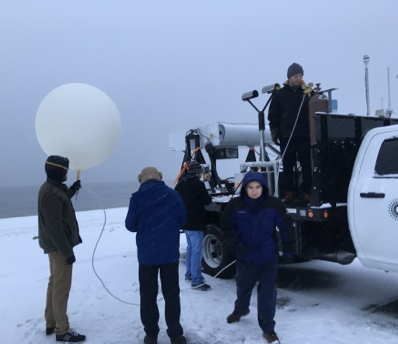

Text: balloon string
xmin=83 ymin=185 xmax=140 ymax=306
xmin=83 ymin=185 xmax=195 ymax=305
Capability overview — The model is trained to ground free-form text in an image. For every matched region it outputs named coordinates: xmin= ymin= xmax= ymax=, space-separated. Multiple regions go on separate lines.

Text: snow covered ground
xmin=2 ymin=207 xmax=398 ymax=344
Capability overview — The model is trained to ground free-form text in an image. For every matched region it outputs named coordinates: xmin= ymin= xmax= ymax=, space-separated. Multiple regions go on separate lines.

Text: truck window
xmin=375 ymin=138 xmax=398 ymax=175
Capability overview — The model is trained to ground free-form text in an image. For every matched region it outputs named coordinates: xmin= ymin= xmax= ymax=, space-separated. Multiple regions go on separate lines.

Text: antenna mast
xmin=385 ymin=67 xmax=393 ymax=118
xmin=363 ymin=55 xmax=370 ymax=116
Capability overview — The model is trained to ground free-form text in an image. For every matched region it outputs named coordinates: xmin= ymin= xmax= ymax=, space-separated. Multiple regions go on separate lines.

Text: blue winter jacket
xmin=125 ymin=180 xmax=187 ymax=265
xmin=221 ymin=172 xmax=294 ymax=265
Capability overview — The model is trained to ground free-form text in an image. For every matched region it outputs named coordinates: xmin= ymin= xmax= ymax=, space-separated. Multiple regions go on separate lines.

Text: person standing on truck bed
xmin=268 ymin=62 xmax=312 ymax=203
xmin=175 ymin=160 xmax=213 ymax=291
xmin=125 ymin=166 xmax=188 ymax=344
xmin=221 ymin=171 xmax=295 ymax=344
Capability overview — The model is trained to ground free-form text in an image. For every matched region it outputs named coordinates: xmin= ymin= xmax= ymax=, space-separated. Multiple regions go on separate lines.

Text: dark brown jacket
xmin=38 ymin=178 xmax=81 ymax=258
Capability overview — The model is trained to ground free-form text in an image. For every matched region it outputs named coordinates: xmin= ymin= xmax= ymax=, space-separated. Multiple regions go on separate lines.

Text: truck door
xmin=348 ymin=125 xmax=398 ymax=272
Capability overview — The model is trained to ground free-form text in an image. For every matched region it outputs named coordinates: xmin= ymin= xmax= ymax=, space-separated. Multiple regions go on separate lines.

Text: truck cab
xmin=348 ymin=123 xmax=398 ymax=272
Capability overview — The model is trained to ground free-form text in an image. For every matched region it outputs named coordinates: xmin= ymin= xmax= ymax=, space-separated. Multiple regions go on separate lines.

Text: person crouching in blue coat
xmin=221 ymin=171 xmax=295 ymax=344
xmin=125 ymin=167 xmax=188 ymax=344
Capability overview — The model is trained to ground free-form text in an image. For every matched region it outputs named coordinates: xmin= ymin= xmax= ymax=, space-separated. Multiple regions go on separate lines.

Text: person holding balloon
xmin=38 ymin=155 xmax=85 ymax=343
xmin=35 ymin=83 xmax=122 ymax=342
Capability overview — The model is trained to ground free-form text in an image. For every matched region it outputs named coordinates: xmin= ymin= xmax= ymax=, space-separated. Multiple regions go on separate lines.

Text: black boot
xmin=170 ymin=335 xmax=187 ymax=344
xmin=46 ymin=327 xmax=55 ymax=335
xmin=144 ymin=335 xmax=158 ymax=344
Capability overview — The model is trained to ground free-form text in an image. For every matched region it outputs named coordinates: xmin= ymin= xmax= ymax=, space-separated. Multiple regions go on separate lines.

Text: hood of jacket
xmin=240 ymin=171 xmax=269 ymax=200
xmin=133 ymin=180 xmax=172 ymax=207
xmin=283 ymin=80 xmax=306 ymax=86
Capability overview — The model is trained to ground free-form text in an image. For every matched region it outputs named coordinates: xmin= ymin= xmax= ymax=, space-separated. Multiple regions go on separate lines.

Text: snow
xmin=2 ymin=208 xmax=398 ymax=344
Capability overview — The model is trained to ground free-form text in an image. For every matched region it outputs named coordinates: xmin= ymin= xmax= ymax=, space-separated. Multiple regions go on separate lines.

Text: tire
xmin=201 ymin=224 xmax=236 ymax=279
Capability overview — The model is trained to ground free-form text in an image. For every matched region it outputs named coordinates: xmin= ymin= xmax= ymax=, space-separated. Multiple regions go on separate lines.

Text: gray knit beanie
xmin=188 ymin=160 xmax=202 ymax=174
xmin=287 ymin=63 xmax=304 ymax=79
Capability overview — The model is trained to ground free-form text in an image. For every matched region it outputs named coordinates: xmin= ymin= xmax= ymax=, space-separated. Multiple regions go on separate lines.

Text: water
xmin=0 ymin=181 xmax=141 ymax=219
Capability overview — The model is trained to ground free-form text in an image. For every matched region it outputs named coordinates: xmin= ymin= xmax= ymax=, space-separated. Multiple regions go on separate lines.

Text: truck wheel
xmin=201 ymin=225 xmax=236 ymax=279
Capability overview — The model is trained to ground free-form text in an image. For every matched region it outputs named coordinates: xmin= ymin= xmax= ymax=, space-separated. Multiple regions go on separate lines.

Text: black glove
xmin=66 ymin=254 xmax=76 ymax=265
xmin=237 ymin=244 xmax=248 ymax=256
xmin=279 ymin=253 xmax=294 ymax=264
xmin=271 ymin=129 xmax=280 ymax=146
xmin=70 ymin=180 xmax=81 ymax=193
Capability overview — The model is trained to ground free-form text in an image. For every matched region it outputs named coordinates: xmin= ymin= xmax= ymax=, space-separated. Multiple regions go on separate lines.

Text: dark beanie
xmin=45 ymin=155 xmax=69 ymax=182
xmin=188 ymin=160 xmax=202 ymax=174
xmin=287 ymin=63 xmax=304 ymax=79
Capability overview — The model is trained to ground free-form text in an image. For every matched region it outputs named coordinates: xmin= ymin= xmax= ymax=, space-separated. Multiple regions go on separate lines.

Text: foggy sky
xmin=1 ymin=0 xmax=398 ymax=188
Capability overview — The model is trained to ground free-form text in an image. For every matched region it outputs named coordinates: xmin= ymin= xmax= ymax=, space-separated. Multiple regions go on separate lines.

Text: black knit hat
xmin=287 ymin=63 xmax=304 ymax=79
xmin=45 ymin=155 xmax=69 ymax=182
xmin=188 ymin=160 xmax=202 ymax=174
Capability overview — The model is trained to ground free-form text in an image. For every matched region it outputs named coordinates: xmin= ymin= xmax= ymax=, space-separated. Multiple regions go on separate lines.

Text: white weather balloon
xmin=35 ymin=83 xmax=121 ymax=173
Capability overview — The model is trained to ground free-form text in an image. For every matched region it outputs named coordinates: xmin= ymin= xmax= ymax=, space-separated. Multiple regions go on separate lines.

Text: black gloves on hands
xmin=66 ymin=254 xmax=76 ymax=265
xmin=70 ymin=180 xmax=81 ymax=193
xmin=271 ymin=129 xmax=280 ymax=146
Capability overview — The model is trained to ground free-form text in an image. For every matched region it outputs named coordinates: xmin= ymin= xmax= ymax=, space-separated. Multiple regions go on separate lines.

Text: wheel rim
xmin=203 ymin=234 xmax=223 ymax=268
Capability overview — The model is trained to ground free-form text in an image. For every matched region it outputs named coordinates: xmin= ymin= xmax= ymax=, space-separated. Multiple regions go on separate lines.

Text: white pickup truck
xmin=170 ymin=94 xmax=398 ymax=278
xmin=348 ymin=123 xmax=398 ymax=273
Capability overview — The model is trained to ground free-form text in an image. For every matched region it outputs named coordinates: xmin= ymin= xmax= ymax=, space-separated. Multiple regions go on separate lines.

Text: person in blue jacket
xmin=221 ymin=171 xmax=295 ymax=344
xmin=125 ymin=166 xmax=187 ymax=344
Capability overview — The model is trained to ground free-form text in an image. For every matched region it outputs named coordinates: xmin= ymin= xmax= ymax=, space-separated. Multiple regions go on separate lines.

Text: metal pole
xmin=388 ymin=67 xmax=391 ymax=109
xmin=385 ymin=67 xmax=393 ymax=118
xmin=260 ymin=130 xmax=265 ymax=163
xmin=363 ymin=55 xmax=370 ymax=116
xmin=257 ymin=110 xmax=266 ymax=163
xmin=327 ymin=90 xmax=333 ymax=113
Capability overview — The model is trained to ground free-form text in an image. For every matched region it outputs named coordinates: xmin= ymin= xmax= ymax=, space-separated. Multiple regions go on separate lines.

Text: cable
xmin=83 ymin=186 xmax=140 ymax=306
xmin=83 ymin=186 xmax=196 ymax=305
xmin=213 ymin=259 xmax=236 ymax=278
xmin=280 ymin=95 xmax=306 ymax=162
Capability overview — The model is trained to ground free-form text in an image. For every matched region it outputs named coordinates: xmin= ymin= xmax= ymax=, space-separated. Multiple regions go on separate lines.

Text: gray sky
xmin=1 ymin=0 xmax=398 ymax=187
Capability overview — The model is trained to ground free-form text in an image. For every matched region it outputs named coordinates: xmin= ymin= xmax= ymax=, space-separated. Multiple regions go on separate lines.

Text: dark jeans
xmin=233 ymin=259 xmax=278 ymax=333
xmin=280 ymin=136 xmax=312 ymax=194
xmin=139 ymin=262 xmax=183 ymax=339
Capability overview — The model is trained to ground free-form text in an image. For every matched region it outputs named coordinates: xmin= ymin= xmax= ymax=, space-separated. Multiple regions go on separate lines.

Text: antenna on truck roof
xmin=363 ymin=55 xmax=370 ymax=116
xmin=385 ymin=67 xmax=394 ymax=118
